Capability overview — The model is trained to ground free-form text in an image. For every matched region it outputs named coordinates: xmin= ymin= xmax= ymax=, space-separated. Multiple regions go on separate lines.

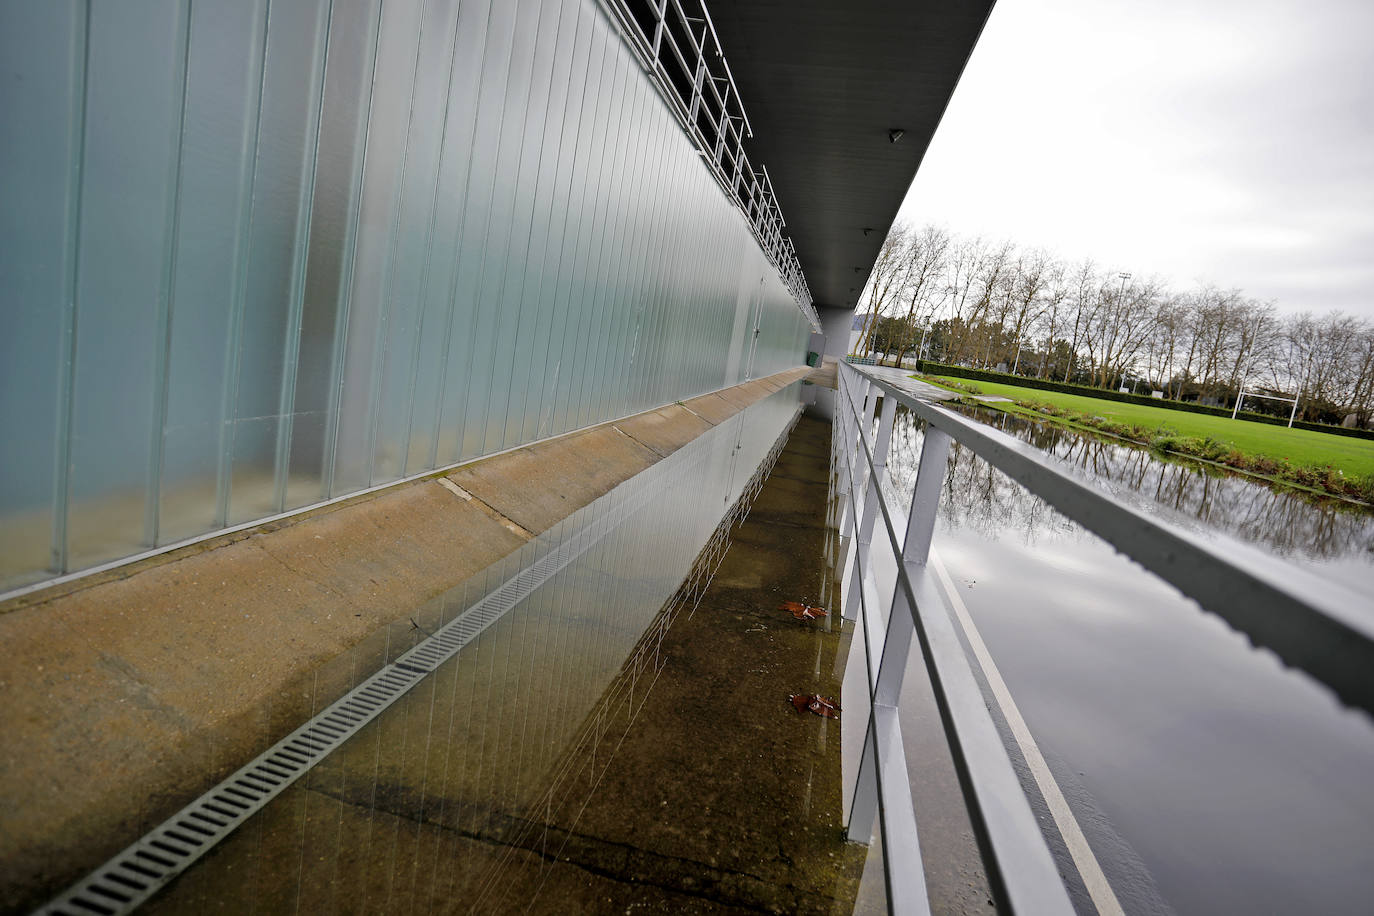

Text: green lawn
xmin=931 ymin=375 xmax=1374 ymax=478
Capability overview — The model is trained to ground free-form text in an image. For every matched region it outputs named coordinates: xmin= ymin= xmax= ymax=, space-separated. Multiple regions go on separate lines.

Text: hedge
xmin=909 ymin=360 xmax=1374 ymax=442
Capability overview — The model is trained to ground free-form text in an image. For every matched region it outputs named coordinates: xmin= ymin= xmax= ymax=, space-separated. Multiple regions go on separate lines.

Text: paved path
xmin=853 ymin=365 xmax=960 ymax=402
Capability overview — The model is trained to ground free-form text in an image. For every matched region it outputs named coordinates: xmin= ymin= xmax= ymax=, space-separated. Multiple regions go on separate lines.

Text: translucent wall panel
xmin=67 ymin=1 xmax=186 ymax=568
xmin=0 ymin=2 xmax=83 ymax=585
xmin=0 ymin=0 xmax=810 ymax=591
xmin=159 ymin=0 xmax=269 ymax=545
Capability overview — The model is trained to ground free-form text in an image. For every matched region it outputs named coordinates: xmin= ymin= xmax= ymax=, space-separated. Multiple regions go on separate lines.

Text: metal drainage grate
xmin=39 ymin=399 xmax=802 ymax=915
xmin=39 ymin=445 xmax=703 ymax=916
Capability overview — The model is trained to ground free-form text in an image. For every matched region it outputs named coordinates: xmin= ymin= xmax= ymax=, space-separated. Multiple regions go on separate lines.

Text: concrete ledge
xmin=0 ymin=367 xmax=808 ymax=912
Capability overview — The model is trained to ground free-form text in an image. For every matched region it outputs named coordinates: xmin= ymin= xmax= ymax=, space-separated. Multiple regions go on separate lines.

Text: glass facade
xmin=0 ymin=0 xmax=811 ymax=591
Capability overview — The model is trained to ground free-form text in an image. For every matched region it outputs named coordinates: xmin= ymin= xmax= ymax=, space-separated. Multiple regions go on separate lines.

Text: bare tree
xmin=1001 ymin=250 xmax=1052 ymax=373
xmin=949 ymin=239 xmax=1012 ymax=365
xmin=1062 ymin=260 xmax=1099 ymax=383
xmin=1145 ymin=294 xmax=1188 ymax=393
xmin=885 ymin=224 xmax=951 ymax=366
xmin=1032 ymin=263 xmax=1070 ymax=378
xmin=854 ymin=224 xmax=913 ymax=355
xmin=1225 ymin=299 xmax=1280 ymax=393
xmin=858 ymin=223 xmax=1370 ymax=425
xmin=1347 ymin=323 xmax=1374 ymax=426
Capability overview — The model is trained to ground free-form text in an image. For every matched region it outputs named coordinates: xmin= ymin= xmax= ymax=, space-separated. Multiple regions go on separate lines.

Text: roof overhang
xmin=708 ymin=0 xmax=996 ymax=310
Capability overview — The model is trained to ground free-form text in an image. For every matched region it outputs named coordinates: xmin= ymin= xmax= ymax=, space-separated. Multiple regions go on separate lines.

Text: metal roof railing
xmin=832 ymin=361 xmax=1374 ymax=914
xmin=599 ymin=0 xmax=820 ymax=331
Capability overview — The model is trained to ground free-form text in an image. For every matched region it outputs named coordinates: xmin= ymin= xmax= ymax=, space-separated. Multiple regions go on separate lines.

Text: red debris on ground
xmin=788 ymin=694 xmax=841 ymax=719
xmin=780 ymin=600 xmax=828 ymax=620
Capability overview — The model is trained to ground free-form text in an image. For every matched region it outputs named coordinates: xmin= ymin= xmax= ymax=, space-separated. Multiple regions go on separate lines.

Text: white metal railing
xmin=831 ymin=361 xmax=1374 ymax=914
xmin=598 ymin=0 xmax=819 ymax=330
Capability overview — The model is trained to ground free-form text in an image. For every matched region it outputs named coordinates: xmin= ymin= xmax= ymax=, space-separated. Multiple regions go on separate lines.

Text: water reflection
xmin=873 ymin=402 xmax=1374 ymax=914
xmin=136 ymin=385 xmax=804 ymax=914
xmin=886 ymin=407 xmax=1374 ymax=580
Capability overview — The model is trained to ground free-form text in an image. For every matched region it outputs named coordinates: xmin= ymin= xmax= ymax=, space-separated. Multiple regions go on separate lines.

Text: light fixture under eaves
xmin=888 ymin=128 xmax=904 ymax=143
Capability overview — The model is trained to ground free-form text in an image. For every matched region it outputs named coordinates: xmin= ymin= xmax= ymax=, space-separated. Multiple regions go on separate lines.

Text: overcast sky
xmin=895 ymin=0 xmax=1374 ymax=320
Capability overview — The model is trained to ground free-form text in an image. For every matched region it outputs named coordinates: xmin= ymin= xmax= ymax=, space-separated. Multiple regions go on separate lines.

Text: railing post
xmin=847 ymin=719 xmax=879 ymax=842
xmin=651 ymin=0 xmax=668 ymax=63
xmin=875 ymin=426 xmax=951 ymax=708
xmin=842 ymin=392 xmax=895 ymax=622
xmin=840 ymin=417 xmax=950 ymax=916
xmin=834 ymin=366 xmax=858 ymax=573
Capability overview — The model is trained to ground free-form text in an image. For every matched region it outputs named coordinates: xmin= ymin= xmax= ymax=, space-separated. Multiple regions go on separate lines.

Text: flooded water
xmin=884 ymin=405 xmax=1374 ymax=915
xmin=131 ymin=384 xmax=824 ymax=911
xmin=944 ymin=403 xmax=1374 ymax=590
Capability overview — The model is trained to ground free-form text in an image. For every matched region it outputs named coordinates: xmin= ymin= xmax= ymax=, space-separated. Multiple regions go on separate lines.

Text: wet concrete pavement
xmin=0 ymin=370 xmax=812 ymax=914
xmin=499 ymin=413 xmax=868 ymax=913
xmin=131 ymin=409 xmax=866 ymax=914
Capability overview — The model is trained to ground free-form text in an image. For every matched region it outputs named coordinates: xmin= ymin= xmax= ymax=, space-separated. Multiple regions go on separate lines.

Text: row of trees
xmin=853 ymin=224 xmax=1374 ymax=426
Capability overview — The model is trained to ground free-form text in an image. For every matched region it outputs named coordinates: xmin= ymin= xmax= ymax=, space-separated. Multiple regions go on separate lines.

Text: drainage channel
xmin=39 ymin=400 xmax=802 ymax=916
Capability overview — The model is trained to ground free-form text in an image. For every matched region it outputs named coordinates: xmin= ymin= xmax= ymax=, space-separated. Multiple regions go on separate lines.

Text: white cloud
xmin=898 ymin=0 xmax=1374 ymax=318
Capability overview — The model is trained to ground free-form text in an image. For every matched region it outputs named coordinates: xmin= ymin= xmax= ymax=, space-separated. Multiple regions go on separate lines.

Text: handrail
xmin=597 ymin=0 xmax=819 ymax=330
xmin=832 ymin=361 xmax=1374 ymax=914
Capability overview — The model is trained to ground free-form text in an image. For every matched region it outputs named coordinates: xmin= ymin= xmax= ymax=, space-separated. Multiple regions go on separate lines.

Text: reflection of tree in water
xmin=884 ymin=408 xmax=1374 ymax=562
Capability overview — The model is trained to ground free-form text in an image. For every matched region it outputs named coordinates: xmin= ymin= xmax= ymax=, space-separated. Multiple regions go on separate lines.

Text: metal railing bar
xmin=875 ymin=428 xmax=949 ymax=709
xmin=853 ymin=366 xmax=1374 ymax=714
xmin=861 ymin=563 xmax=886 ymax=692
xmin=848 ymin=723 xmax=879 ymax=842
xmin=839 ymin=396 xmax=931 ymax=914
xmin=931 ymin=550 xmax=1127 ymax=916
xmin=872 ymin=705 xmax=932 ymax=916
xmin=843 ymin=395 xmax=896 ymax=623
xmin=838 ymin=366 xmax=1076 ymax=914
xmin=907 ymin=536 xmax=1077 ymax=913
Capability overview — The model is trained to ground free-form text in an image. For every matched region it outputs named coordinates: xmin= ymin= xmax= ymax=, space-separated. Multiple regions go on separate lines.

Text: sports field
xmin=930 ymin=375 xmax=1374 ymax=478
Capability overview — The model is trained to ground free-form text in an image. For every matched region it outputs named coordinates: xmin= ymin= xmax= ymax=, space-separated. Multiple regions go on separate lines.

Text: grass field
xmin=930 ymin=375 xmax=1374 ymax=478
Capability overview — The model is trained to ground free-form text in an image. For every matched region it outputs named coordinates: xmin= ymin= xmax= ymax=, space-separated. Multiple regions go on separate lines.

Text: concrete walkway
xmin=134 ymin=413 xmax=865 ymax=915
xmin=0 ymin=369 xmax=810 ymax=913
xmin=853 ymin=365 xmax=959 ymax=403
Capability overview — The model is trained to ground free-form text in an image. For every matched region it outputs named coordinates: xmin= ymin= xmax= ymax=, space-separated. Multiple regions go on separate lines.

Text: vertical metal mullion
xmin=145 ymin=0 xmax=192 ymax=549
xmin=525 ymin=0 xmax=596 ymax=445
xmin=365 ymin=0 xmax=428 ymax=484
xmin=602 ymin=79 xmax=658 ymax=419
xmin=477 ymin=0 xmax=556 ymax=454
xmin=51 ymin=1 xmax=92 ymax=574
xmin=631 ymin=129 xmax=670 ymax=410
xmin=583 ymin=47 xmax=641 ymax=427
xmin=216 ymin=0 xmax=272 ymax=527
xmin=631 ymin=136 xmax=676 ymax=409
xmin=495 ymin=0 xmax=570 ymax=452
xmin=551 ymin=15 xmax=612 ymax=434
xmin=613 ymin=88 xmax=664 ymax=412
xmin=326 ymin=0 xmax=385 ymax=495
xmin=569 ymin=45 xmax=629 ymax=430
xmin=273 ymin=0 xmax=334 ymax=510
xmin=430 ymin=0 xmax=498 ymax=462
xmin=540 ymin=15 xmax=608 ymax=440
